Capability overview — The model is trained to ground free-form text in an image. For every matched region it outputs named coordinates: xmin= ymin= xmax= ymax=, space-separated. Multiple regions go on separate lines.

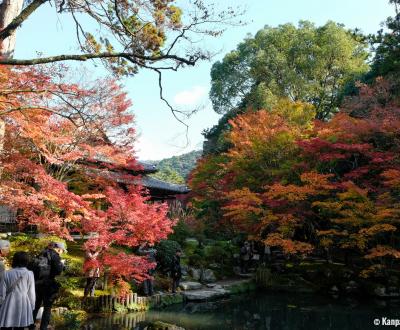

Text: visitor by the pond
xmin=0 ymin=240 xmax=10 ymax=289
xmin=170 ymin=249 xmax=182 ymax=294
xmin=138 ymin=244 xmax=157 ymax=296
xmin=83 ymin=249 xmax=101 ymax=298
xmin=29 ymin=242 xmax=66 ymax=330
xmin=240 ymin=241 xmax=252 ymax=274
xmin=0 ymin=251 xmax=35 ymax=330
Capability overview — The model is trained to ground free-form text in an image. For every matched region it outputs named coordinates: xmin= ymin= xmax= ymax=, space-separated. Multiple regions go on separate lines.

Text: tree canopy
xmin=370 ymin=0 xmax=400 ymax=80
xmin=0 ymin=64 xmax=174 ymax=286
xmin=191 ymin=78 xmax=400 ymax=276
xmin=210 ymin=21 xmax=368 ymax=120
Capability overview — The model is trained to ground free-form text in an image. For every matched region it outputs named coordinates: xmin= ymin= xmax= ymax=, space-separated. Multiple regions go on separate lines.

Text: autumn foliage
xmin=190 ymin=79 xmax=400 ymax=277
xmin=0 ymin=65 xmax=173 ymax=285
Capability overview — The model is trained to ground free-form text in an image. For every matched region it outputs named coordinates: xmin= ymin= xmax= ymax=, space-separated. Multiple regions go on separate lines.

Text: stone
xmin=201 ymin=269 xmax=217 ymax=283
xmin=239 ymin=273 xmax=253 ymax=278
xmin=374 ymin=286 xmax=386 ymax=297
xmin=345 ymin=281 xmax=359 ymax=293
xmin=189 ymin=268 xmax=201 ymax=281
xmin=330 ymin=285 xmax=339 ymax=293
xmin=179 ymin=281 xmax=202 ymax=291
xmin=206 ymin=284 xmax=222 ymax=289
xmin=182 ymin=288 xmax=229 ymax=302
xmin=209 ymin=263 xmax=220 ymax=269
xmin=181 ymin=265 xmax=189 ymax=276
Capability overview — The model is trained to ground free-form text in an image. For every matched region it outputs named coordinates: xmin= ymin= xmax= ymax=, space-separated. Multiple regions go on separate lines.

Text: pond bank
xmin=82 ymin=278 xmax=256 ymax=314
xmin=256 ymin=265 xmax=400 ymax=298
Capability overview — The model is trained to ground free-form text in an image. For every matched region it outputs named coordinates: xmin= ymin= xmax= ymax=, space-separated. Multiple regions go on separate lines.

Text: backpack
xmin=30 ymin=251 xmax=51 ymax=281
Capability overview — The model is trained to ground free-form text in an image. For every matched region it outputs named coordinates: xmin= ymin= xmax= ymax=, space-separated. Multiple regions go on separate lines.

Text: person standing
xmin=0 ymin=251 xmax=35 ymax=330
xmin=29 ymin=242 xmax=66 ymax=330
xmin=83 ymin=249 xmax=100 ymax=298
xmin=170 ymin=249 xmax=182 ymax=294
xmin=240 ymin=241 xmax=252 ymax=274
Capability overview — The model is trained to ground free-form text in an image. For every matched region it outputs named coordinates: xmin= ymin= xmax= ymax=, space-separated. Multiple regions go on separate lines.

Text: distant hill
xmin=147 ymin=150 xmax=202 ymax=184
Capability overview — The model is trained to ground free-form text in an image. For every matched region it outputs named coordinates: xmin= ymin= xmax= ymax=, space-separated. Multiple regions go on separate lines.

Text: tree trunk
xmin=0 ymin=0 xmax=24 ymax=58
xmin=0 ymin=0 xmax=23 ymax=159
xmin=0 ymin=119 xmax=4 ymax=154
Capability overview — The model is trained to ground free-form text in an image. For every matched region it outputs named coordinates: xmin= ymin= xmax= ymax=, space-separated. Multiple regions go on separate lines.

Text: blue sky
xmin=14 ymin=0 xmax=393 ymax=160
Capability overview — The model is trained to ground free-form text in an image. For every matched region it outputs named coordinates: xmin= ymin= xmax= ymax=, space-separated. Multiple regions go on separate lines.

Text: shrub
xmin=205 ymin=241 xmax=234 ymax=266
xmin=56 ymin=294 xmax=82 ymax=310
xmin=154 ymin=275 xmax=170 ymax=291
xmin=9 ymin=234 xmax=66 ymax=258
xmin=155 ymin=240 xmax=181 ymax=271
xmin=51 ymin=310 xmax=87 ymax=330
xmin=187 ymin=253 xmax=206 ymax=268
xmin=187 ymin=246 xmax=206 ymax=268
xmin=168 ymin=219 xmax=191 ymax=245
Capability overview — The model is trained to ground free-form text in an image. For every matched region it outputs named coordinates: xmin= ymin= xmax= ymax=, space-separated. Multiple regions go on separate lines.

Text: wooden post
xmin=103 ymin=273 xmax=108 ymax=291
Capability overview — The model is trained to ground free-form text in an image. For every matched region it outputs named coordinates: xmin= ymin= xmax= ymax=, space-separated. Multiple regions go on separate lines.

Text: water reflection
xmin=84 ymin=293 xmax=400 ymax=330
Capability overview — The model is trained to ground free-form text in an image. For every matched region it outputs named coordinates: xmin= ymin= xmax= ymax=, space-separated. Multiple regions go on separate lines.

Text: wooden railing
xmin=255 ymin=267 xmax=271 ymax=288
xmin=82 ymin=292 xmax=165 ymax=313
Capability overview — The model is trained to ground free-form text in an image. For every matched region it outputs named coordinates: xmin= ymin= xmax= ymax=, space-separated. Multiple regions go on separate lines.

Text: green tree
xmin=370 ymin=0 xmax=400 ymax=79
xmin=151 ymin=166 xmax=185 ymax=185
xmin=151 ymin=150 xmax=202 ymax=180
xmin=210 ymin=21 xmax=369 ymax=120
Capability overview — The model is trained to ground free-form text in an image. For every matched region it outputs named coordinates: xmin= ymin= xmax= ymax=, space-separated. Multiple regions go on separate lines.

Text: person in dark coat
xmin=170 ymin=249 xmax=182 ymax=294
xmin=240 ymin=241 xmax=252 ymax=274
xmin=29 ymin=242 xmax=66 ymax=330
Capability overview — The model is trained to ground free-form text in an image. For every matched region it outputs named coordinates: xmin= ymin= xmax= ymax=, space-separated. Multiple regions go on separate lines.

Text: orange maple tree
xmin=0 ymin=65 xmax=174 ymax=284
xmin=190 ymin=79 xmax=400 ymax=276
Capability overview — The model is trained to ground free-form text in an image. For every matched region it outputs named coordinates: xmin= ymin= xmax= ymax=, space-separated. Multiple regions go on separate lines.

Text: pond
xmin=84 ymin=292 xmax=400 ymax=330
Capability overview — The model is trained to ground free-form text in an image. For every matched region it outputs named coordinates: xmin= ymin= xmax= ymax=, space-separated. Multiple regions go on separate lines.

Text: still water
xmin=84 ymin=292 xmax=400 ymax=330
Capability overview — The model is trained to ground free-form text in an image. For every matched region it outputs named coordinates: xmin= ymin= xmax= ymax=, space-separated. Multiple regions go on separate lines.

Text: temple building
xmin=0 ymin=160 xmax=190 ymax=231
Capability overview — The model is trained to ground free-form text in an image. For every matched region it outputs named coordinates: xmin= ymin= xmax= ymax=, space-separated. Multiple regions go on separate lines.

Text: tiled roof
xmin=140 ymin=176 xmax=190 ymax=194
xmin=137 ymin=161 xmax=157 ymax=173
xmin=85 ymin=168 xmax=190 ymax=195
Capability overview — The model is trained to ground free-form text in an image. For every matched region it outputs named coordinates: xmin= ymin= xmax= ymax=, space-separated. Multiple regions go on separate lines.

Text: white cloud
xmin=135 ymin=136 xmax=183 ymax=160
xmin=173 ymin=86 xmax=207 ymax=106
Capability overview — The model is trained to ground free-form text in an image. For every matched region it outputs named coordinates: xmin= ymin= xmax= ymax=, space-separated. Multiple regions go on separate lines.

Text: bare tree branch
xmin=0 ymin=105 xmax=79 ymax=126
xmin=0 ymin=51 xmax=199 ymax=66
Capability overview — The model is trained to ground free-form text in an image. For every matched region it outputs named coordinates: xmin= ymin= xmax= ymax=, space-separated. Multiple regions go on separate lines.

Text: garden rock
xmin=201 ymin=269 xmax=216 ymax=283
xmin=182 ymin=288 xmax=229 ymax=302
xmin=179 ymin=281 xmax=202 ymax=291
xmin=344 ymin=281 xmax=359 ymax=294
xmin=189 ymin=268 xmax=201 ymax=281
xmin=374 ymin=285 xmax=386 ymax=297
xmin=181 ymin=265 xmax=189 ymax=276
